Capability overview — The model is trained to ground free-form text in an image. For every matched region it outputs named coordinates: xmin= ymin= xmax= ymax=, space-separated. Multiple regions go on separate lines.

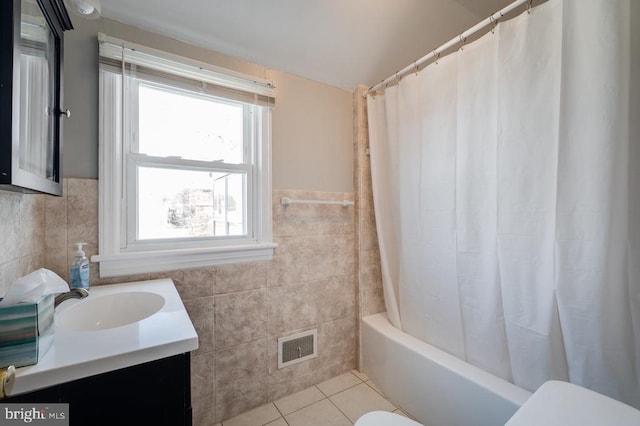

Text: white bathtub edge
xmin=362 ymin=312 xmax=532 ymax=426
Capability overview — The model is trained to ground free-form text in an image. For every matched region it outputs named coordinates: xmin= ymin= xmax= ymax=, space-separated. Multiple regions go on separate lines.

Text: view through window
xmin=134 ymin=83 xmax=248 ymax=241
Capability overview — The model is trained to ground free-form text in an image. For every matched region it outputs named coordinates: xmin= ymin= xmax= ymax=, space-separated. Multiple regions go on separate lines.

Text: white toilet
xmin=355 ymin=411 xmax=422 ymax=426
xmin=355 ymin=381 xmax=640 ymax=426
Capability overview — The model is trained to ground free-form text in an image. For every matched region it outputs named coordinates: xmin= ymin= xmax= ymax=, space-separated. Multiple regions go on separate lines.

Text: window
xmin=94 ymin=34 xmax=276 ymax=277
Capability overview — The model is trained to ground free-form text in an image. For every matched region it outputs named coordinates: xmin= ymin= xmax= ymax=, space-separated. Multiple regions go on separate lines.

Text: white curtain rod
xmin=366 ymin=0 xmax=530 ymax=95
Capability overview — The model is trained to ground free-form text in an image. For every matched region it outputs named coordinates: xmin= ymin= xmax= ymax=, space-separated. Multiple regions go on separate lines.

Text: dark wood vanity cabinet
xmin=4 ymin=353 xmax=193 ymax=426
xmin=0 ymin=0 xmax=73 ymax=195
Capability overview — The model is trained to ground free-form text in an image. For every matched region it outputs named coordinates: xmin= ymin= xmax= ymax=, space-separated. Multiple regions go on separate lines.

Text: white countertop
xmin=10 ymin=278 xmax=199 ymax=396
xmin=505 ymin=381 xmax=640 ymax=426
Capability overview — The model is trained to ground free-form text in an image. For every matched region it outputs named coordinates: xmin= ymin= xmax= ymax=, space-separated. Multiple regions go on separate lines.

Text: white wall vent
xmin=278 ymin=329 xmax=318 ymax=369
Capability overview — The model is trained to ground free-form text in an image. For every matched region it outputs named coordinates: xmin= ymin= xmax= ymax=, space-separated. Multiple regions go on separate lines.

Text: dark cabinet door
xmin=60 ymin=354 xmax=192 ymax=426
xmin=3 ymin=353 xmax=192 ymax=426
xmin=0 ymin=0 xmax=73 ymax=195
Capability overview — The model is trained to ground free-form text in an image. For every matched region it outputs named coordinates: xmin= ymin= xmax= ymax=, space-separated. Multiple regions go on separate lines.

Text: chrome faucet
xmin=54 ymin=288 xmax=89 ymax=308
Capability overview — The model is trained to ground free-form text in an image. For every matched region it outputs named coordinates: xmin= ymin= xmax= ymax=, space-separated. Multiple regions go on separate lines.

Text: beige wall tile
xmin=215 ymin=262 xmax=267 ymax=294
xmin=0 ymin=191 xmax=47 ymax=296
xmin=268 ymin=234 xmax=355 ymax=287
xmin=44 ymin=250 xmax=69 ymax=283
xmin=215 ymin=289 xmax=266 ymax=349
xmin=267 ymin=276 xmax=355 ymax=335
xmin=17 ymin=194 xmax=45 ymax=258
xmin=173 ymin=268 xmax=215 ymax=300
xmin=319 ymin=317 xmax=356 ymax=363
xmin=359 ymin=208 xmax=378 ymax=252
xmin=0 ymin=260 xmax=18 ymax=297
xmin=45 ymin=191 xmax=67 ymax=249
xmin=66 ymin=178 xmax=98 ymax=247
xmin=191 ymin=352 xmax=215 ymax=413
xmin=18 ymin=255 xmax=44 ymax=278
xmin=192 ymin=405 xmax=216 ymax=426
xmin=215 ymin=339 xmax=267 ymax=406
xmin=184 ymin=296 xmax=215 ymax=354
xmin=353 ymin=87 xmax=384 ymax=369
xmin=0 ymin=192 xmax=21 ymax=266
xmin=273 ymin=189 xmax=355 ymax=238
xmin=357 ymin=159 xmax=374 ymax=211
xmin=215 ymin=339 xmax=268 ymax=421
xmin=359 ymin=249 xmax=385 ymax=316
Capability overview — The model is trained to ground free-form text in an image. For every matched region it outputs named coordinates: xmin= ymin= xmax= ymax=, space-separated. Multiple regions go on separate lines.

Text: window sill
xmin=91 ymin=243 xmax=277 ymax=278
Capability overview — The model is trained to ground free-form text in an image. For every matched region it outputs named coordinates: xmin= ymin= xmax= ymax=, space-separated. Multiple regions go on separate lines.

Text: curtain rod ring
xmin=489 ymin=15 xmax=498 ymax=34
xmin=459 ymin=35 xmax=467 ymax=51
xmin=395 ymin=71 xmax=400 ymax=85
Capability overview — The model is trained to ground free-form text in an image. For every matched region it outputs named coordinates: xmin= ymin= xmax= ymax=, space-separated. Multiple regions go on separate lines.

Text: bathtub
xmin=361 ymin=313 xmax=532 ymax=426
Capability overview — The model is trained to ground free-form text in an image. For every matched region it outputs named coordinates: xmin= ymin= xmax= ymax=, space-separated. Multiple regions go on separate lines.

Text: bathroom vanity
xmin=3 ymin=279 xmax=198 ymax=425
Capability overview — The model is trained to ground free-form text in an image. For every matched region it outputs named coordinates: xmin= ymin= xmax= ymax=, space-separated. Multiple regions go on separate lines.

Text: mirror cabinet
xmin=0 ymin=0 xmax=72 ymax=195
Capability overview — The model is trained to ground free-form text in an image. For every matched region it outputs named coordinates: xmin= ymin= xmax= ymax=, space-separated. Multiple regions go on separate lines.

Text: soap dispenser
xmin=70 ymin=242 xmax=90 ymax=290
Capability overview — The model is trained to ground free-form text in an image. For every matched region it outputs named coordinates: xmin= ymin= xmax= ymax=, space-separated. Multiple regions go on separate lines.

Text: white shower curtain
xmin=367 ymin=0 xmax=640 ymax=408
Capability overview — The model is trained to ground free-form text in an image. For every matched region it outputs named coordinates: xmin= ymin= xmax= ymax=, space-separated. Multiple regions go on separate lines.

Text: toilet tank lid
xmin=505 ymin=381 xmax=640 ymax=426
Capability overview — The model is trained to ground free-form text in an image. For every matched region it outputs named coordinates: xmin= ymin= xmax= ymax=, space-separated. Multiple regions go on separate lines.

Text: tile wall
xmin=41 ymin=180 xmax=357 ymax=424
xmin=353 ymin=86 xmax=386 ymax=368
xmin=0 ymin=191 xmax=46 ymax=297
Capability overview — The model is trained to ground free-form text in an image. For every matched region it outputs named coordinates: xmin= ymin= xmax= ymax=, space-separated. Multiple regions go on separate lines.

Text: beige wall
xmin=0 ymin=15 xmax=373 ymax=425
xmin=63 ymin=18 xmax=353 ymax=192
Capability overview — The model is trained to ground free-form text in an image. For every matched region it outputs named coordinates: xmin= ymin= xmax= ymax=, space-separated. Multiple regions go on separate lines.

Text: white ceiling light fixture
xmin=66 ymin=0 xmax=101 ymax=19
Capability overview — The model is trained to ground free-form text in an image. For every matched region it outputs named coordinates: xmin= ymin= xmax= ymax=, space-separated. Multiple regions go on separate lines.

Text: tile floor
xmin=216 ymin=370 xmax=410 ymax=426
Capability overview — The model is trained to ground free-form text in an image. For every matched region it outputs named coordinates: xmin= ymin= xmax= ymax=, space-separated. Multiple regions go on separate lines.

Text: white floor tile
xmin=223 ymin=403 xmax=281 ymax=426
xmin=285 ymin=399 xmax=351 ymax=426
xmin=274 ymin=386 xmax=326 ymax=415
xmin=329 ymin=383 xmax=397 ymax=422
xmin=365 ymin=379 xmax=383 ymax=394
xmin=317 ymin=372 xmax=362 ymax=396
xmin=264 ymin=418 xmax=287 ymax=426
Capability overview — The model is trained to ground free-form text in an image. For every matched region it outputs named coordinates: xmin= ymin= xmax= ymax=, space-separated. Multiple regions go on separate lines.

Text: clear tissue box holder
xmin=0 ymin=293 xmax=54 ymax=368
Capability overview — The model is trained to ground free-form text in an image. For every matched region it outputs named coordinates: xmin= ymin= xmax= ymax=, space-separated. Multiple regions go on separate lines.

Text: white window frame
xmin=93 ymin=34 xmax=276 ymax=278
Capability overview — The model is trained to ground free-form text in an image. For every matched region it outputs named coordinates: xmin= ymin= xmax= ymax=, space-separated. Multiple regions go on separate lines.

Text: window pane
xmin=213 ymin=173 xmax=245 ymax=237
xmin=137 ymin=167 xmax=246 ymax=240
xmin=137 ymin=84 xmax=244 ymax=163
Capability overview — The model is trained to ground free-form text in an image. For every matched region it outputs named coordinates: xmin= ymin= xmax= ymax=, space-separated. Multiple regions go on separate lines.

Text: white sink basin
xmin=57 ymin=291 xmax=165 ymax=331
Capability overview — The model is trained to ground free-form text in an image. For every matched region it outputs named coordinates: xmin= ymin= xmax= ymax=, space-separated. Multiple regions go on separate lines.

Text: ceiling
xmin=97 ymin=0 xmax=514 ymax=91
